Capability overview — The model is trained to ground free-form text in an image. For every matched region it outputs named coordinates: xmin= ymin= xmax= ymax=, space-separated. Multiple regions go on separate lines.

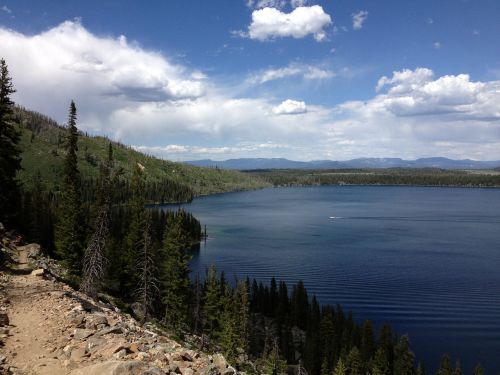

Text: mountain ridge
xmin=185 ymin=157 xmax=500 ymax=170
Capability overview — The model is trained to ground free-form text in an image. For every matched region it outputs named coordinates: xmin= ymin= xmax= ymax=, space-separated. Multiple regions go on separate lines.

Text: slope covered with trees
xmin=13 ymin=106 xmax=270 ymax=200
xmin=247 ymin=168 xmax=500 ymax=188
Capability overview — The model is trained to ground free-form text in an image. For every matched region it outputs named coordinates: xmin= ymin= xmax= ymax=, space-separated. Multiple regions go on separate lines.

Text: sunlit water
xmin=163 ymin=186 xmax=500 ymax=372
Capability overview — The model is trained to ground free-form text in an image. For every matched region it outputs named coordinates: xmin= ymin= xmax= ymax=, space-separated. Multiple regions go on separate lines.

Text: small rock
xmin=70 ymin=347 xmax=88 ymax=361
xmin=31 ymin=268 xmax=45 ymax=276
xmin=69 ymin=360 xmax=144 ymax=375
xmin=181 ymin=368 xmax=194 ymax=375
xmin=86 ymin=337 xmax=107 ymax=352
xmin=73 ymin=328 xmax=95 ymax=340
xmin=212 ymin=353 xmax=228 ymax=371
xmin=172 ymin=351 xmax=193 ymax=362
xmin=97 ymin=325 xmax=125 ymax=336
xmin=113 ymin=348 xmax=127 ymax=359
xmin=136 ymin=351 xmax=150 ymax=361
xmin=202 ymin=364 xmax=220 ymax=375
xmin=169 ymin=363 xmax=181 ymax=374
xmin=222 ymin=367 xmax=236 ymax=375
xmin=129 ymin=342 xmax=140 ymax=353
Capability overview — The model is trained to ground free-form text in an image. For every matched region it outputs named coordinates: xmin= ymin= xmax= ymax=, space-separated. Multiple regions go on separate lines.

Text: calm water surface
xmin=166 ymin=186 xmax=500 ymax=372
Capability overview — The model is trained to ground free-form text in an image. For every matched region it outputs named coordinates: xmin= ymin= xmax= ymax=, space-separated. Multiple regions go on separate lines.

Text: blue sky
xmin=1 ymin=0 xmax=500 ymax=160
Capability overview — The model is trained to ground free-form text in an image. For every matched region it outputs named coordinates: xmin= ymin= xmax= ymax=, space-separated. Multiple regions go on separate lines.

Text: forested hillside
xmin=247 ymin=168 xmax=500 ymax=188
xmin=13 ymin=106 xmax=269 ymax=201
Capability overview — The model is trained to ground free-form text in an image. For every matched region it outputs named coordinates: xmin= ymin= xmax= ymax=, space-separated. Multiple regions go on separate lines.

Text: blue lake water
xmin=167 ymin=186 xmax=500 ymax=373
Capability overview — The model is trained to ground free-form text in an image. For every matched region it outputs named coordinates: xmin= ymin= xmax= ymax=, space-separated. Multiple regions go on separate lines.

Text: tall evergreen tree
xmin=160 ymin=212 xmax=191 ymax=330
xmin=452 ymin=360 xmax=462 ymax=375
xmin=346 ymin=346 xmax=362 ymax=375
xmin=235 ymin=279 xmax=251 ymax=353
xmin=135 ymin=214 xmax=159 ymax=323
xmin=0 ymin=58 xmax=21 ymax=225
xmin=436 ymin=355 xmax=452 ymax=375
xmin=203 ymin=264 xmax=222 ymax=337
xmin=81 ymin=143 xmax=114 ymax=297
xmin=393 ymin=335 xmax=414 ymax=375
xmin=472 ymin=364 xmax=483 ymax=375
xmin=56 ymin=101 xmax=85 ymax=279
xmin=333 ymin=358 xmax=347 ymax=375
xmin=257 ymin=337 xmax=287 ymax=375
xmin=219 ymin=285 xmax=240 ymax=362
xmin=371 ymin=348 xmax=390 ymax=375
xmin=415 ymin=362 xmax=427 ymax=375
xmin=123 ymin=163 xmax=146 ymax=295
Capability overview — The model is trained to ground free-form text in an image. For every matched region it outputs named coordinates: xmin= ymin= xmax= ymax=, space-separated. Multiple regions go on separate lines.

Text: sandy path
xmin=1 ymin=249 xmax=69 ymax=375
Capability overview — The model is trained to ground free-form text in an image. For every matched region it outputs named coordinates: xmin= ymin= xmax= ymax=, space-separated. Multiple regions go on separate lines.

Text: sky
xmin=1 ymin=0 xmax=500 ymax=161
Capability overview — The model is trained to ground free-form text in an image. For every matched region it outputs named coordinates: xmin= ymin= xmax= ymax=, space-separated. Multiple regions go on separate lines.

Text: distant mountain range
xmin=185 ymin=157 xmax=500 ymax=170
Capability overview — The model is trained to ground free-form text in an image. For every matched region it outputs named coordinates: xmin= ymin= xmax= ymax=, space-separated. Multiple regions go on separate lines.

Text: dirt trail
xmin=0 ymin=245 xmax=233 ymax=375
xmin=2 ymin=253 xmax=69 ymax=375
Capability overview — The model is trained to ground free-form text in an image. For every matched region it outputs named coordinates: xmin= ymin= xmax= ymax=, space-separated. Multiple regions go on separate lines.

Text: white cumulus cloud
xmin=273 ymin=99 xmax=307 ymax=115
xmin=247 ymin=63 xmax=335 ymax=84
xmin=2 ymin=22 xmax=500 ymax=161
xmin=352 ymin=10 xmax=368 ymax=30
xmin=245 ymin=5 xmax=332 ymax=41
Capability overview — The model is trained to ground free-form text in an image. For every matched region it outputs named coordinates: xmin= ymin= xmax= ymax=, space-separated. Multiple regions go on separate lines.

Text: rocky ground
xmin=0 ymin=238 xmax=237 ymax=375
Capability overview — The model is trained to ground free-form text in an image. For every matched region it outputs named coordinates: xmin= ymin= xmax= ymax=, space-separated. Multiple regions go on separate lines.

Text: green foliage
xmin=333 ymin=358 xmax=347 ymax=375
xmin=472 ymin=363 xmax=484 ymax=375
xmin=123 ymin=164 xmax=147 ymax=295
xmin=235 ymin=280 xmax=250 ymax=353
xmin=248 ymin=168 xmax=500 ymax=188
xmin=346 ymin=346 xmax=362 ymax=375
xmin=371 ymin=348 xmax=390 ymax=375
xmin=0 ymin=58 xmax=22 ymax=225
xmin=415 ymin=362 xmax=427 ymax=375
xmin=160 ymin=211 xmax=191 ymax=331
xmin=203 ymin=264 xmax=222 ymax=337
xmin=219 ymin=285 xmax=240 ymax=362
xmin=81 ymin=143 xmax=115 ymax=297
xmin=256 ymin=338 xmax=287 ymax=375
xmin=55 ymin=101 xmax=85 ymax=279
xmin=435 ymin=355 xmax=452 ymax=375
xmin=393 ymin=335 xmax=414 ymax=375
xmin=13 ymin=106 xmax=270 ymax=199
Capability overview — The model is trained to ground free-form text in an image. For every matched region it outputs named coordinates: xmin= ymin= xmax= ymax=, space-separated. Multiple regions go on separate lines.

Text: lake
xmin=166 ymin=186 xmax=500 ymax=372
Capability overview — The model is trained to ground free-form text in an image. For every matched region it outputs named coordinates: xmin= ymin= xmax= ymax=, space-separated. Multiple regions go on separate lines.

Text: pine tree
xmin=0 ymin=58 xmax=21 ymax=225
xmin=452 ymin=360 xmax=462 ymax=375
xmin=235 ymin=279 xmax=250 ymax=353
xmin=393 ymin=335 xmax=414 ymax=375
xmin=346 ymin=346 xmax=362 ymax=375
xmin=415 ymin=362 xmax=427 ymax=375
xmin=371 ymin=348 xmax=390 ymax=375
xmin=134 ymin=214 xmax=159 ymax=323
xmin=257 ymin=337 xmax=287 ymax=375
xmin=56 ymin=101 xmax=85 ymax=279
xmin=332 ymin=358 xmax=347 ymax=375
xmin=29 ymin=170 xmax=54 ymax=253
xmin=472 ymin=364 xmax=483 ymax=375
xmin=203 ymin=264 xmax=222 ymax=337
xmin=123 ymin=163 xmax=146 ymax=296
xmin=81 ymin=144 xmax=114 ymax=297
xmin=160 ymin=212 xmax=191 ymax=330
xmin=361 ymin=320 xmax=375 ymax=363
xmin=436 ymin=355 xmax=452 ymax=375
xmin=219 ymin=285 xmax=239 ymax=362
